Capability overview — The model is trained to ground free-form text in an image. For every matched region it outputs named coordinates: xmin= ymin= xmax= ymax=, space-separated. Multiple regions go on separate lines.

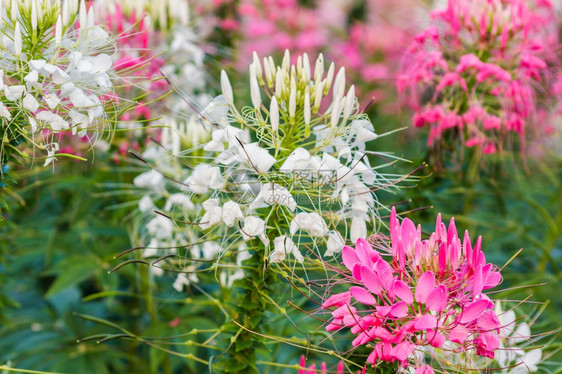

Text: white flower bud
xmin=342 ymin=85 xmax=355 ymax=123
xmin=314 ymin=53 xmax=324 ymax=82
xmin=263 ymin=57 xmax=272 ymax=87
xmin=289 ymin=83 xmax=296 ymax=119
xmin=31 ymin=0 xmax=37 ymax=32
xmin=330 ymin=98 xmax=341 ymax=127
xmin=10 ymin=0 xmax=16 ymax=22
xmin=296 ymin=55 xmax=302 ymax=77
xmin=36 ymin=0 xmax=43 ymax=24
xmin=313 ymin=80 xmax=324 ymax=113
xmin=55 ymin=15 xmax=62 ymax=46
xmin=275 ymin=68 xmax=284 ymax=97
xmin=87 ymin=6 xmax=95 ymax=29
xmin=333 ymin=67 xmax=346 ymax=101
xmin=252 ymin=51 xmax=263 ymax=84
xmin=303 ymin=53 xmax=311 ymax=82
xmin=14 ymin=22 xmax=21 ymax=55
xmin=270 ymin=96 xmax=279 ymax=133
xmin=282 ymin=49 xmax=290 ymax=72
xmin=250 ymin=64 xmax=261 ymax=109
xmin=324 ymin=62 xmax=335 ymax=94
xmin=220 ymin=70 xmax=234 ymax=105
xmin=79 ymin=0 xmax=87 ymax=36
xmin=304 ymin=92 xmax=311 ymax=125
xmin=62 ymin=0 xmax=68 ymax=25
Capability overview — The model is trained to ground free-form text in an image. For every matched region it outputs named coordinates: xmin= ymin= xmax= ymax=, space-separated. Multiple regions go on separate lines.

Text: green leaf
xmin=45 ymin=260 xmax=100 ymax=298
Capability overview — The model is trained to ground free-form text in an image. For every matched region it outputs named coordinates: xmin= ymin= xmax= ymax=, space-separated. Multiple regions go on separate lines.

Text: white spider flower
xmin=290 ymin=212 xmax=329 ymax=237
xmin=200 ymin=198 xmax=223 ymax=230
xmin=325 ymin=231 xmax=345 ymax=257
xmin=184 ymin=164 xmax=226 ymax=194
xmin=222 ymin=201 xmax=244 ymax=227
xmin=238 ymin=143 xmax=276 ymax=173
xmin=250 ymin=183 xmax=296 ymax=212
xmin=241 ymin=216 xmax=269 ymax=245
xmin=146 ymin=215 xmax=174 ymax=240
xmin=134 ymin=169 xmax=166 ymax=192
xmin=271 ymin=236 xmax=303 ymax=263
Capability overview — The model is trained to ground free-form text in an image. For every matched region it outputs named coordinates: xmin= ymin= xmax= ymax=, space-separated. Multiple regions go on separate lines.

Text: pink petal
xmin=415 ymin=366 xmax=435 ymax=374
xmin=342 ymin=245 xmax=360 ymax=273
xmin=376 ymin=305 xmax=391 ymax=317
xmin=390 ymin=301 xmax=410 ymax=318
xmin=477 ymin=310 xmax=501 ymax=331
xmin=460 ymin=299 xmax=489 ymax=324
xmin=415 ymin=271 xmax=436 ymax=304
xmin=392 ymin=341 xmax=414 ymax=364
xmin=355 ymin=237 xmax=378 ymax=266
xmin=350 ymin=286 xmax=377 ymax=305
xmin=360 ymin=266 xmax=383 ymax=296
xmin=394 ymin=279 xmax=414 ymax=304
xmin=427 ymin=329 xmax=445 ymax=348
xmin=473 ymin=265 xmax=484 ymax=297
xmin=322 ymin=291 xmax=351 ymax=309
xmin=449 ymin=325 xmax=469 ymax=344
xmin=426 ymin=285 xmax=447 ymax=312
xmin=414 ymin=314 xmax=438 ymax=331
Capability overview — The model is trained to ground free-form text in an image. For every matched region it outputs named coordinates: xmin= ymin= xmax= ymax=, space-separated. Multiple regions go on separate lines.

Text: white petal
xmin=22 ymin=94 xmax=40 ymax=112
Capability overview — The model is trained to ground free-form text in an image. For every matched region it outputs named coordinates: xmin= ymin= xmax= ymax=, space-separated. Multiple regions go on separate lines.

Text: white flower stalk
xmin=0 ymin=0 xmax=119 ymax=169
xmin=150 ymin=52 xmax=416 ymax=269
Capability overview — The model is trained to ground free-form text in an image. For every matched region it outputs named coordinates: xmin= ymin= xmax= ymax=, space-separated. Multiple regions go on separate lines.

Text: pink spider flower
xmin=322 ymin=207 xmax=503 ymax=371
xmin=397 ymin=0 xmax=560 ymax=160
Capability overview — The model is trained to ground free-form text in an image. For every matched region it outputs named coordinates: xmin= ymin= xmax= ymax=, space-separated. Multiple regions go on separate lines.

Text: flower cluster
xmin=397 ymin=0 xmax=560 ymax=158
xmin=0 ymin=0 xmax=118 ymax=172
xmin=175 ymin=50 xmax=410 ymax=266
xmin=322 ymin=207 xmax=504 ymax=371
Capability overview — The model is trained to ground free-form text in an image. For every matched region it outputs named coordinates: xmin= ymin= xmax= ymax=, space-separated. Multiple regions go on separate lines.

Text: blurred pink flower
xmin=398 ymin=0 xmax=560 ymax=158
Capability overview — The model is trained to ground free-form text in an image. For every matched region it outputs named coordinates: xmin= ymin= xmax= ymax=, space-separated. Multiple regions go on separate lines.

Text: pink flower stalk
xmin=322 ymin=207 xmax=504 ymax=371
xmin=397 ymin=0 xmax=560 ymax=158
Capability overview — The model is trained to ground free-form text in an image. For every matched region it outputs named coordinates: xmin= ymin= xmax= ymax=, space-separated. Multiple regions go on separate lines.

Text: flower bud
xmin=31 ymin=0 xmax=37 ymax=32
xmin=282 ymin=49 xmax=290 ymax=72
xmin=289 ymin=85 xmax=296 ymax=119
xmin=252 ymin=51 xmax=263 ymax=85
xmin=220 ymin=70 xmax=234 ymax=106
xmin=55 ymin=15 xmax=62 ymax=46
xmin=249 ymin=63 xmax=261 ymax=109
xmin=304 ymin=92 xmax=311 ymax=126
xmin=303 ymin=53 xmax=311 ymax=82
xmin=14 ymin=22 xmax=22 ymax=55
xmin=324 ymin=62 xmax=335 ymax=95
xmin=275 ymin=68 xmax=284 ymax=97
xmin=314 ymin=53 xmax=324 ymax=82
xmin=330 ymin=98 xmax=341 ymax=127
xmin=313 ymin=80 xmax=324 ymax=113
xmin=333 ymin=67 xmax=346 ymax=101
xmin=342 ymin=85 xmax=355 ymax=123
xmin=263 ymin=57 xmax=272 ymax=88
